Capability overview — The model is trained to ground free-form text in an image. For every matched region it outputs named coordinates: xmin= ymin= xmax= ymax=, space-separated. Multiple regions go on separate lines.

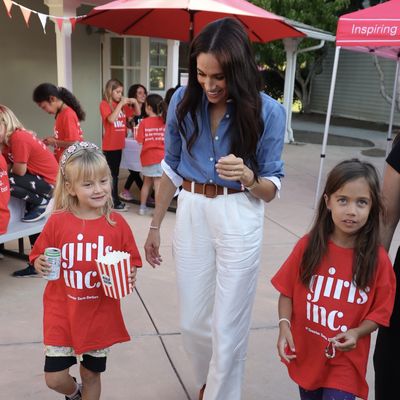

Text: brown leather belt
xmin=182 ymin=179 xmax=242 ymax=198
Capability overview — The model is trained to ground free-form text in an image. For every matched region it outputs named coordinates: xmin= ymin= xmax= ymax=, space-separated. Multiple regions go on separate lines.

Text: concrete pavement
xmin=0 ymin=115 xmax=396 ymax=399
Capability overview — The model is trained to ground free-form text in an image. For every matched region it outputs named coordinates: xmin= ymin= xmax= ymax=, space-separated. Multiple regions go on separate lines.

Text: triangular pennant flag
xmin=69 ymin=17 xmax=77 ymax=31
xmin=3 ymin=0 xmax=12 ymax=18
xmin=38 ymin=13 xmax=47 ymax=34
xmin=54 ymin=17 xmax=63 ymax=32
xmin=20 ymin=6 xmax=31 ymax=27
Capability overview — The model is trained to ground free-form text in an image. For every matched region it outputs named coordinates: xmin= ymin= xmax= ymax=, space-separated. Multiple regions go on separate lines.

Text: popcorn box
xmin=96 ymin=251 xmax=133 ymax=299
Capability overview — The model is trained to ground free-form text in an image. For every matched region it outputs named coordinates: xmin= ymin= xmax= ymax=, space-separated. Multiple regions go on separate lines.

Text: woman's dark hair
xmin=177 ymin=18 xmax=263 ymax=177
xmin=164 ymin=85 xmax=180 ymax=105
xmin=128 ymin=84 xmax=148 ymax=120
xmin=301 ymin=159 xmax=382 ymax=289
xmin=33 ymin=83 xmax=85 ymax=121
xmin=146 ymin=94 xmax=168 ymax=123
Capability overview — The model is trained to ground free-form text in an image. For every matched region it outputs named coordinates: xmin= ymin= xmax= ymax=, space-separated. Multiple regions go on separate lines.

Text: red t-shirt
xmin=136 ymin=116 xmax=165 ymax=166
xmin=0 ymin=154 xmax=10 ymax=234
xmin=2 ymin=129 xmax=58 ymax=184
xmin=30 ymin=211 xmax=142 ymax=354
xmin=54 ymin=106 xmax=83 ymax=162
xmin=271 ymin=236 xmax=396 ymax=399
xmin=100 ymin=100 xmax=133 ymax=151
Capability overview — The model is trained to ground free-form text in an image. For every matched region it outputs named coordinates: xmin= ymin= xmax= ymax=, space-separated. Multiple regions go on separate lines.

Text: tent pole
xmin=314 ymin=46 xmax=341 ymax=209
xmin=386 ymin=59 xmax=400 ymax=156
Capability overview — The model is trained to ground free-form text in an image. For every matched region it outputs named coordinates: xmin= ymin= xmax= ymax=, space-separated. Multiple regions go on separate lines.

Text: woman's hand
xmin=33 ymin=255 xmax=51 ymax=276
xmin=144 ymin=229 xmax=163 ymax=268
xmin=215 ymin=154 xmax=254 ymax=186
xmin=277 ymin=323 xmax=296 ymax=363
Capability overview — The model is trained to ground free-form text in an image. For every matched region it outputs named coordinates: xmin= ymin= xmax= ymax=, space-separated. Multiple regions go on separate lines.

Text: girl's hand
xmin=277 ymin=324 xmax=296 ymax=363
xmin=43 ymin=136 xmax=56 ymax=146
xmin=216 ymin=154 xmax=255 ymax=186
xmin=34 ymin=255 xmax=51 ymax=276
xmin=144 ymin=229 xmax=162 ymax=268
xmin=331 ymin=330 xmax=358 ymax=352
xmin=128 ymin=267 xmax=137 ymax=289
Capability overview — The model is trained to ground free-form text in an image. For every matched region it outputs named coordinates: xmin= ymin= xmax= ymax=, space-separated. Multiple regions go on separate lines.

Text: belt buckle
xmin=203 ymin=183 xmax=218 ymax=198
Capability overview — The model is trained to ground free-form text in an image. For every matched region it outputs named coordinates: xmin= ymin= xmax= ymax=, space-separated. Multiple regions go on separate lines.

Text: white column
xmin=167 ymin=40 xmax=180 ymax=90
xmin=44 ymin=0 xmax=80 ymax=90
xmin=282 ymin=38 xmax=301 ymax=143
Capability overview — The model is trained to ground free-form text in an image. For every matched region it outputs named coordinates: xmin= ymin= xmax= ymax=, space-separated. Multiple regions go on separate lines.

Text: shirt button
xmin=209 ymin=179 xmax=213 ymax=183
xmin=215 ymin=136 xmax=219 ymax=141
xmin=226 ymin=114 xmax=230 ymax=118
xmin=209 ymin=157 xmax=214 ymax=161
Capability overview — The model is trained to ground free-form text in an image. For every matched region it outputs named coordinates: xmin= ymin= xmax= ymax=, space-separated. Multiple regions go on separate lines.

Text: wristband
xmin=244 ymin=178 xmax=257 ymax=191
xmin=149 ymin=225 xmax=160 ymax=230
xmin=278 ymin=318 xmax=291 ymax=328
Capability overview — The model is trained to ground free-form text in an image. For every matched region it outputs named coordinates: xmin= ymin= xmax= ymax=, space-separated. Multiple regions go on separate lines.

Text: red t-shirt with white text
xmin=29 ymin=211 xmax=142 ymax=354
xmin=54 ymin=106 xmax=83 ymax=162
xmin=136 ymin=116 xmax=165 ymax=166
xmin=0 ymin=154 xmax=10 ymax=234
xmin=100 ymin=100 xmax=133 ymax=151
xmin=271 ymin=236 xmax=395 ymax=400
xmin=2 ymin=129 xmax=58 ymax=184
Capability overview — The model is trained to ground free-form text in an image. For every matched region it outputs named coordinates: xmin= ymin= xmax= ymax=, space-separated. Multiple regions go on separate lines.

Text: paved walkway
xmin=0 ymin=115 xmax=396 ymax=399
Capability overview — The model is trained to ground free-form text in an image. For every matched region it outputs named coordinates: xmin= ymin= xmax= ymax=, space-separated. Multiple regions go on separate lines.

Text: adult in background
xmin=144 ymin=18 xmax=285 ymax=400
xmin=33 ymin=83 xmax=85 ymax=162
xmin=373 ymin=140 xmax=400 ymax=399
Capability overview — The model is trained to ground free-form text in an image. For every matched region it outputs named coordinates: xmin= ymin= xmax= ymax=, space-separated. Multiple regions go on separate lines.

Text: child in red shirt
xmin=100 ymin=79 xmax=140 ymax=211
xmin=136 ymin=94 xmax=167 ymax=215
xmin=271 ymin=159 xmax=396 ymax=400
xmin=0 ymin=153 xmax=10 ymax=234
xmin=31 ymin=142 xmax=142 ymax=400
xmin=33 ymin=83 xmax=85 ymax=162
xmin=0 ymin=104 xmax=58 ymax=223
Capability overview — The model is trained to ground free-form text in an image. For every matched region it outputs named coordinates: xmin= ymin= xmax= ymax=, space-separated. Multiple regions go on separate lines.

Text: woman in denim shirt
xmin=145 ymin=18 xmax=285 ymax=400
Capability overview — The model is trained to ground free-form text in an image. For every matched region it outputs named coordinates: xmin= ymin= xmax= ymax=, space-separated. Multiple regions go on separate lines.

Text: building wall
xmin=0 ymin=3 xmax=103 ymax=145
xmin=309 ymin=46 xmax=400 ymax=126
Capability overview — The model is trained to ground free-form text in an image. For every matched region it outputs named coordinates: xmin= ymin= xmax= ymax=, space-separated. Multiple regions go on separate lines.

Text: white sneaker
xmin=138 ymin=206 xmax=148 ymax=215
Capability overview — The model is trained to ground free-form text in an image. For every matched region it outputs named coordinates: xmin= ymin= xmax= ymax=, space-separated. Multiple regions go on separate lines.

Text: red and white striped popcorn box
xmin=96 ymin=251 xmax=133 ymax=299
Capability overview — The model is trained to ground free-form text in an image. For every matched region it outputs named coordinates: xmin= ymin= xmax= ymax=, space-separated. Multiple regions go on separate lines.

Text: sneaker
xmin=119 ymin=190 xmax=134 ymax=201
xmin=21 ymin=201 xmax=49 ymax=223
xmin=11 ymin=264 xmax=38 ymax=277
xmin=65 ymin=377 xmax=82 ymax=400
xmin=138 ymin=205 xmax=148 ymax=215
xmin=146 ymin=196 xmax=155 ymax=207
xmin=113 ymin=202 xmax=128 ymax=212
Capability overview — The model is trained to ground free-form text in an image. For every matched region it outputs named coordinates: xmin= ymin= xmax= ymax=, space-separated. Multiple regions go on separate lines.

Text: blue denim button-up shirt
xmin=163 ymin=87 xmax=285 ymax=190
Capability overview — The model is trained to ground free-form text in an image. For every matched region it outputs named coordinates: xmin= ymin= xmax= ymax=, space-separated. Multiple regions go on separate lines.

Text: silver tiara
xmin=60 ymin=141 xmax=100 ymax=176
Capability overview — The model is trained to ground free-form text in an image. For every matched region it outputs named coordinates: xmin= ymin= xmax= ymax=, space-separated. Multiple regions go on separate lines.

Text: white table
xmin=120 ymin=138 xmax=142 ymax=171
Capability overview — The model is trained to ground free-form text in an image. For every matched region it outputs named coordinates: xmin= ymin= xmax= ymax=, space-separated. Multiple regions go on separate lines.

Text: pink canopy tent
xmin=315 ymin=0 xmax=400 ymax=207
xmin=80 ymin=0 xmax=304 ymax=43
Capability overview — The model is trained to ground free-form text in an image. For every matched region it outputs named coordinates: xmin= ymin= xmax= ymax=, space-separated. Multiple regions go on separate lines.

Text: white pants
xmin=173 ymin=189 xmax=264 ymax=400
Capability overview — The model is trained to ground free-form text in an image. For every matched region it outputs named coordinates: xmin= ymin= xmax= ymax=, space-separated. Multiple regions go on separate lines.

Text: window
xmin=110 ymin=37 xmax=141 ymax=89
xmin=149 ymin=39 xmax=167 ymax=90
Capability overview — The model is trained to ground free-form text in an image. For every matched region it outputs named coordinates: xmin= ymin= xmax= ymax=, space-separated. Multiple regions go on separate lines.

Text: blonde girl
xmin=272 ymin=159 xmax=396 ymax=400
xmin=135 ymin=94 xmax=167 ymax=215
xmin=30 ymin=142 xmax=142 ymax=400
xmin=100 ymin=79 xmax=140 ymax=211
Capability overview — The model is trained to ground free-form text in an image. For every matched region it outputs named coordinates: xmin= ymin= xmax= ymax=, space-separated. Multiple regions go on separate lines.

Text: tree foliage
xmin=249 ymin=0 xmax=371 ymax=111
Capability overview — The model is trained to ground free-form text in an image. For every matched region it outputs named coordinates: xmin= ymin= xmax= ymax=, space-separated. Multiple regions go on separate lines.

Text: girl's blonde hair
xmin=0 ymin=104 xmax=25 ymax=145
xmin=103 ymin=78 xmax=123 ymax=107
xmin=53 ymin=143 xmax=115 ymax=225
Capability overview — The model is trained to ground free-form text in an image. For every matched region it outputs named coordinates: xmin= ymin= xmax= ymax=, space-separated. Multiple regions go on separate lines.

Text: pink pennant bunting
xmin=3 ymin=0 xmax=12 ymax=18
xmin=54 ymin=17 xmax=63 ymax=32
xmin=69 ymin=17 xmax=77 ymax=31
xmin=20 ymin=6 xmax=31 ymax=27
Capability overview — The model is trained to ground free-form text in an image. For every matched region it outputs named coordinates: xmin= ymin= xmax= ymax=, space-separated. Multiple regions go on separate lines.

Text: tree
xmin=250 ymin=0 xmax=360 ymax=112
